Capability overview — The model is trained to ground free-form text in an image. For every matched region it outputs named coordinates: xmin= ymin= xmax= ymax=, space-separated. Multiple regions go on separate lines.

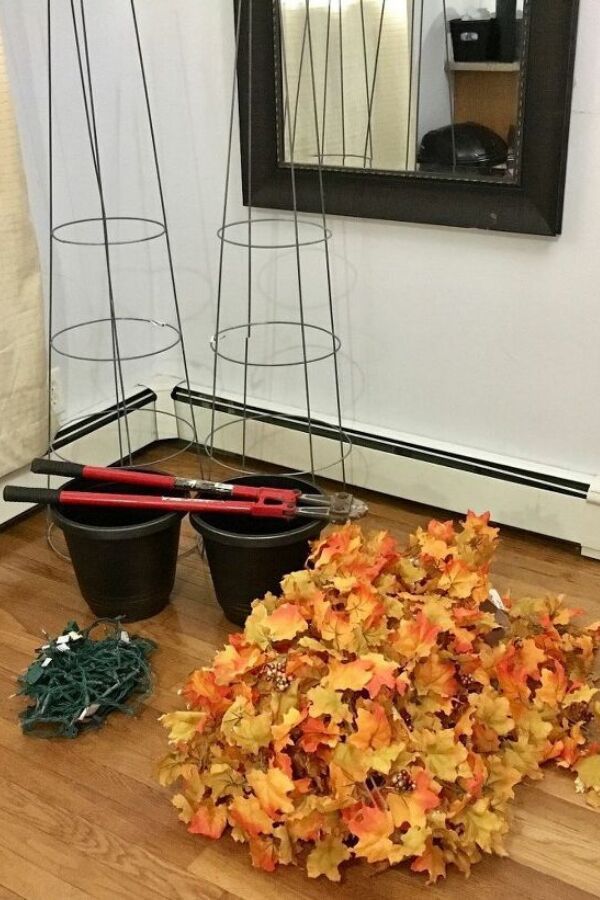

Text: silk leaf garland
xmin=159 ymin=513 xmax=600 ymax=883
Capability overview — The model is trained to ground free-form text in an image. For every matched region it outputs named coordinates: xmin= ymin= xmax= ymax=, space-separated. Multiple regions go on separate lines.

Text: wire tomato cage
xmin=205 ymin=0 xmax=354 ymax=484
xmin=44 ymin=0 xmax=202 ymax=554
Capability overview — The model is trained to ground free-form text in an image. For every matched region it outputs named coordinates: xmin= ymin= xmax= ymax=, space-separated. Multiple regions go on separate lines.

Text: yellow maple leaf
xmin=414 ymin=729 xmax=469 ymax=782
xmin=564 ymin=685 xmax=598 ymax=706
xmin=243 ymin=603 xmax=271 ymax=649
xmin=331 ymin=742 xmax=368 ymax=782
xmin=471 ymin=690 xmax=515 ymax=736
xmin=502 ymin=735 xmax=543 ymax=777
xmin=575 ymin=754 xmax=600 ymax=793
xmin=159 ymin=710 xmax=207 ymax=744
xmin=437 ymin=560 xmax=481 ymax=599
xmin=484 ymin=755 xmax=522 ymax=802
xmin=419 ymin=535 xmax=451 ymax=562
xmin=247 ymin=766 xmax=295 ymax=817
xmin=513 ymin=707 xmax=553 ymax=745
xmin=229 ymin=795 xmax=273 ymax=837
xmin=394 ymin=825 xmax=431 ymax=863
xmin=202 ymin=763 xmax=244 ymax=800
xmin=221 ymin=696 xmax=272 ymax=753
xmin=271 ymin=707 xmax=305 ymax=751
xmin=156 ymin=751 xmax=199 ymax=787
xmin=325 ymin=658 xmax=372 ymax=692
xmin=346 ymin=589 xmax=382 ymax=626
xmin=398 ymin=556 xmax=427 ymax=586
xmin=172 ymin=793 xmax=194 ymax=824
xmin=419 ymin=594 xmax=455 ymax=630
xmin=367 ymin=743 xmax=407 ymax=774
xmin=306 ymin=835 xmax=351 ymax=882
xmin=306 ymin=685 xmax=353 ymax=723
xmin=453 ymin=797 xmax=506 ymax=853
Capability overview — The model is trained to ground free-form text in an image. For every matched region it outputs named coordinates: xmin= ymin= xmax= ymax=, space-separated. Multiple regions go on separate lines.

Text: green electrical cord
xmin=17 ymin=618 xmax=157 ymax=738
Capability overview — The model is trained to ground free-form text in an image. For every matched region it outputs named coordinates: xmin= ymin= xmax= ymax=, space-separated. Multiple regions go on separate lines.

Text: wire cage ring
xmin=211 ymin=320 xmax=341 ymax=367
xmin=204 ymin=409 xmax=352 ymax=479
xmin=49 ymin=405 xmax=198 ymax=469
xmin=52 ymin=216 xmax=166 ymax=246
xmin=51 ymin=317 xmax=182 ymax=362
xmin=217 ymin=217 xmax=332 ymax=249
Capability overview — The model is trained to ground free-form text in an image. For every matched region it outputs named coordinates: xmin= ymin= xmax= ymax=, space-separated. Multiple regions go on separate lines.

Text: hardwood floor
xmin=1 ymin=446 xmax=599 ymax=899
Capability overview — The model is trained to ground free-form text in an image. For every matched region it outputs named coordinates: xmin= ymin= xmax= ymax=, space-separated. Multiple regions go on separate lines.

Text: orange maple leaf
xmin=350 ymin=703 xmax=392 ymax=751
xmin=266 ymin=604 xmax=308 ymax=641
xmin=182 ymin=669 xmax=231 ymax=716
xmin=362 ymin=653 xmax=398 ymax=699
xmin=213 ymin=642 xmax=264 ymax=685
xmin=428 ymin=519 xmax=456 ymax=544
xmin=393 ymin=611 xmax=439 ymax=659
xmin=414 ymin=653 xmax=457 ymax=698
xmin=535 ymin=662 xmax=568 ymax=707
xmin=188 ymin=801 xmax=228 ymax=839
xmin=299 ymin=716 xmax=341 ymax=753
xmin=411 ymin=837 xmax=447 ymax=883
xmin=344 ymin=804 xmax=397 ymax=863
xmin=249 ymin=835 xmax=277 ymax=872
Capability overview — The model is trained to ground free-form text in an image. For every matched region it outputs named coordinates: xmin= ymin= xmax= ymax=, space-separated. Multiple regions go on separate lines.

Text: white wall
xmin=1 ymin=0 xmax=599 ymax=478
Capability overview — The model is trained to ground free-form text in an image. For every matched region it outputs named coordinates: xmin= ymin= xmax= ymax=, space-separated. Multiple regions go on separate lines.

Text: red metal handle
xmin=81 ymin=466 xmax=177 ymax=490
xmin=57 ymin=490 xmax=295 ymax=518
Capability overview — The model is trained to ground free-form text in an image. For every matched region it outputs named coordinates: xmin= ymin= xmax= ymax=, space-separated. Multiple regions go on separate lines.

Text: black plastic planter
xmin=190 ymin=474 xmax=324 ymax=626
xmin=51 ymin=475 xmax=183 ymax=621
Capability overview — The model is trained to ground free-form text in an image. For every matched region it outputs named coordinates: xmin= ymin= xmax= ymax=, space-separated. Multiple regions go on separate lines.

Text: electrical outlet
xmin=50 ymin=366 xmax=65 ymax=418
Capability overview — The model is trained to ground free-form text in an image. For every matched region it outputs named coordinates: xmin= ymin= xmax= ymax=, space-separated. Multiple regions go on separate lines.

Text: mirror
xmin=235 ymin=1 xmax=579 ymax=234
xmin=276 ymin=1 xmax=527 ymax=181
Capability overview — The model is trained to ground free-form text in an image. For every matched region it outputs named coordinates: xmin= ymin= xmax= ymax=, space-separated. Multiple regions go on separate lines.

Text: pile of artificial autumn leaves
xmin=159 ymin=512 xmax=600 ymax=884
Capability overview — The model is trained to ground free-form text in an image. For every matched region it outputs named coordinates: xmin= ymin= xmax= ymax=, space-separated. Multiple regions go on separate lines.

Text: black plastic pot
xmin=51 ymin=475 xmax=183 ymax=621
xmin=190 ymin=474 xmax=324 ymax=626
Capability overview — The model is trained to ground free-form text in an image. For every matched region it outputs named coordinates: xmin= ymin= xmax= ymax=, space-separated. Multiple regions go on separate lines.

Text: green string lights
xmin=17 ymin=619 xmax=156 ymax=738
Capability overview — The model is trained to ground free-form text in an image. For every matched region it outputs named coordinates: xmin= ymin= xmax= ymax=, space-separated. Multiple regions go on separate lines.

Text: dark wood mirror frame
xmin=234 ymin=0 xmax=579 ymax=236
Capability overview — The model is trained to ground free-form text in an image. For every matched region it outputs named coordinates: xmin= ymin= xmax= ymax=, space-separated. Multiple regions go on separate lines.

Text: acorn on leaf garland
xmin=158 ymin=513 xmax=600 ymax=883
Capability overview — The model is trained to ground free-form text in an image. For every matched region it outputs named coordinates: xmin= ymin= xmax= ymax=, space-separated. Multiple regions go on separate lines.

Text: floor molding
xmin=172 ymin=386 xmax=600 ymax=558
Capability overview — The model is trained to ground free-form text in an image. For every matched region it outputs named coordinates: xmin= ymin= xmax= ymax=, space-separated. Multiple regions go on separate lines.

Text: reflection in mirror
xmin=276 ymin=0 xmax=528 ymax=181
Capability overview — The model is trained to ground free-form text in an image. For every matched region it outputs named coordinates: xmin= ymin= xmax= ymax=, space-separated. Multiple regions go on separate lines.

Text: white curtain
xmin=0 ymin=23 xmax=46 ymax=476
xmin=280 ymin=0 xmax=415 ymax=171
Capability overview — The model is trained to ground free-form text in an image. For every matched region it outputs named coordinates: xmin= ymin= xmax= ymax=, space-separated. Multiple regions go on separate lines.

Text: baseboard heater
xmin=0 ymin=388 xmax=158 ymax=529
xmin=172 ymin=386 xmax=600 ymax=560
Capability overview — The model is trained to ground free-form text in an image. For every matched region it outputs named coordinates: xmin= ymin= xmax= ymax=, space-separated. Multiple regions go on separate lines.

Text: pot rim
xmin=50 ymin=475 xmax=184 ymax=541
xmin=189 ymin=474 xmax=324 ymax=549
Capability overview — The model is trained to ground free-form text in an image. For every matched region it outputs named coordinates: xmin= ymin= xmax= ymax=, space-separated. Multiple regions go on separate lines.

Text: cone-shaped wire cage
xmin=205 ymin=0 xmax=352 ymax=484
xmin=45 ymin=0 xmax=202 ymax=554
xmin=46 ymin=0 xmax=201 ymax=468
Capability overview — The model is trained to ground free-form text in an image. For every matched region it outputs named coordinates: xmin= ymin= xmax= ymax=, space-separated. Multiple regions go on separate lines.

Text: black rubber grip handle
xmin=30 ymin=458 xmax=84 ymax=478
xmin=3 ymin=486 xmax=62 ymax=505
